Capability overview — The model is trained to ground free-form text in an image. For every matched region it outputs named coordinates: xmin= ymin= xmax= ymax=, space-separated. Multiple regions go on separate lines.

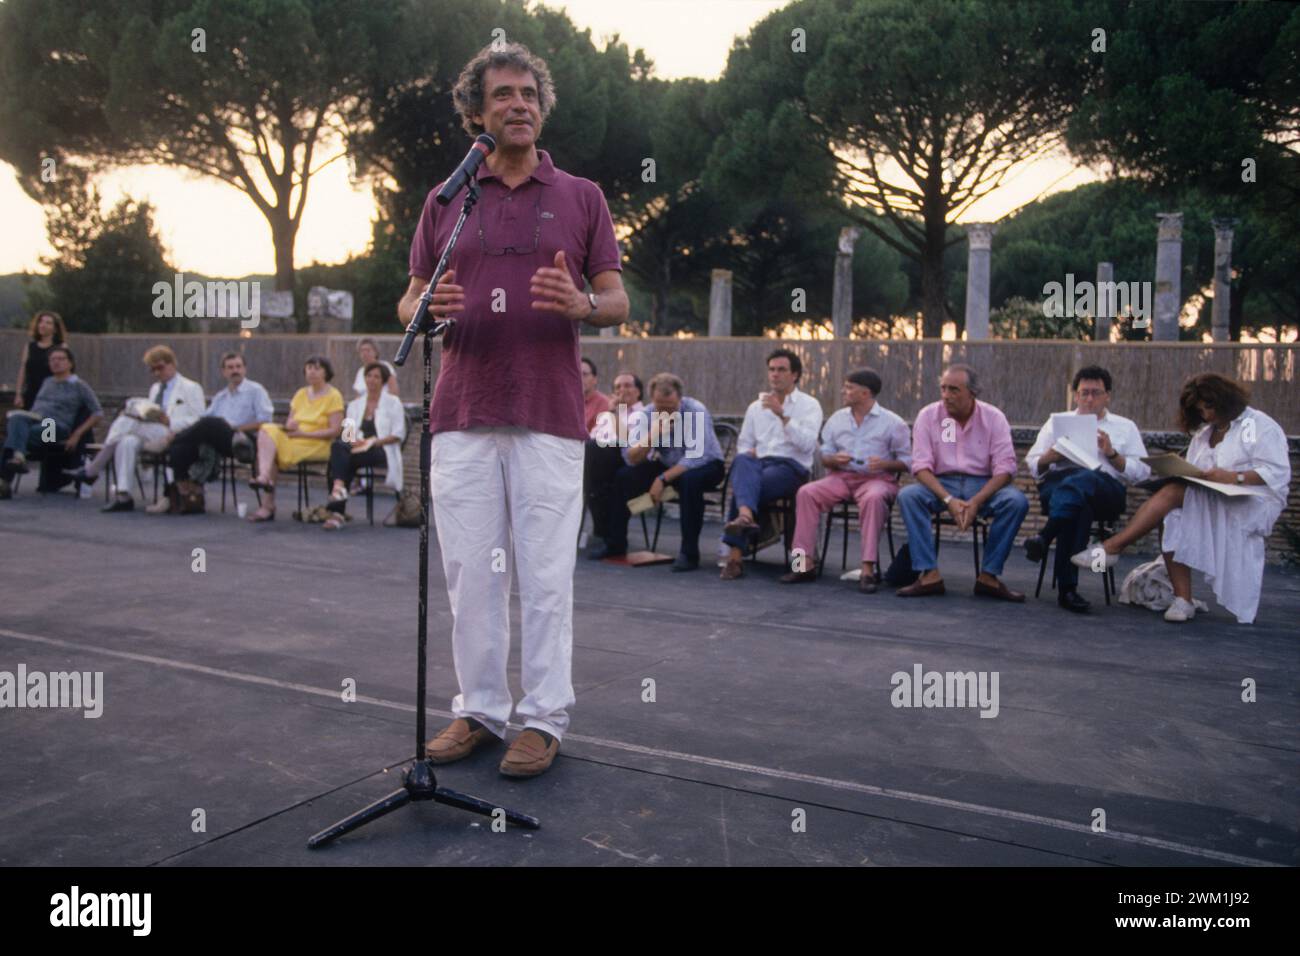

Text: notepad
xmin=626 ymin=486 xmax=679 ymax=515
xmin=1141 ymin=453 xmax=1270 ymax=496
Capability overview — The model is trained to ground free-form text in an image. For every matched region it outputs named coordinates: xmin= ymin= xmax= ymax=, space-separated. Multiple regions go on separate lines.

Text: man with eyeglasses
xmin=397 ymin=42 xmax=629 ymax=779
xmin=1023 ymin=366 xmax=1150 ymax=613
xmin=69 ymin=344 xmax=205 ymax=513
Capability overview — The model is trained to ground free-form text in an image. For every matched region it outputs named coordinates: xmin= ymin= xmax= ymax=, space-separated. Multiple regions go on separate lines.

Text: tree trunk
xmin=920 ymin=147 xmax=949 ymax=338
xmin=270 ymin=208 xmax=298 ymax=293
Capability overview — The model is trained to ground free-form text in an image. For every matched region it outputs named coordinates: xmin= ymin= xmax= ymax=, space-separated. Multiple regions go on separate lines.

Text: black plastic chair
xmin=356 ymin=411 xmax=413 ymax=526
xmin=817 ymin=498 xmax=897 ymax=578
xmin=1035 ymin=518 xmax=1119 ymax=604
xmin=931 ymin=511 xmax=988 ymax=577
xmin=640 ymin=420 xmax=738 ymax=552
xmin=719 ymin=461 xmax=801 ymax=566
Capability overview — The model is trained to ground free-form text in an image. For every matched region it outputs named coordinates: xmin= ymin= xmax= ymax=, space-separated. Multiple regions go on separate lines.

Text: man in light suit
xmin=69 ymin=345 xmax=205 ymax=512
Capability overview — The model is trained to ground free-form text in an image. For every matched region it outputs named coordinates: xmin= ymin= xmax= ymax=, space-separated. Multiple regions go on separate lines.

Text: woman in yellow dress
xmin=247 ymin=356 xmax=344 ymax=521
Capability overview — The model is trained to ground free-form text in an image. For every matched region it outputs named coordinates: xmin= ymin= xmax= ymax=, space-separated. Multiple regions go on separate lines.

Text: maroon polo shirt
xmin=409 ymin=149 xmax=622 ymax=441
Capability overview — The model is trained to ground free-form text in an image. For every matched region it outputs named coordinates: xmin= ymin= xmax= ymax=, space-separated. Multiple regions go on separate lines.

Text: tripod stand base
xmin=307 ymin=758 xmax=541 ymax=848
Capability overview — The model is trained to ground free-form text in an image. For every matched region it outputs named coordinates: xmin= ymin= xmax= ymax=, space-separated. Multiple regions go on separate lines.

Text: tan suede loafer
xmin=499 ymin=729 xmax=560 ymax=778
xmin=426 ymin=718 xmax=499 ymax=764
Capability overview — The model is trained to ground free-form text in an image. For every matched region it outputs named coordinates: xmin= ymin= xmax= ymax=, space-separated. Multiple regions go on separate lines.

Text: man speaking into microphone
xmin=398 ymin=42 xmax=628 ymax=777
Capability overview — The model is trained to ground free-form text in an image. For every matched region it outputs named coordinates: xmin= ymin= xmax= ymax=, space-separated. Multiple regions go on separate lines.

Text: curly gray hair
xmin=451 ymin=41 xmax=557 ymax=137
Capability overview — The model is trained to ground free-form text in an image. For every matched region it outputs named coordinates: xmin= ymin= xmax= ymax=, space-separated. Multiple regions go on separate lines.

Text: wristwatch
xmin=1235 ymin=472 xmax=1244 ymax=485
xmin=941 ymin=494 xmax=953 ymax=505
xmin=1106 ymin=449 xmax=1120 ymax=460
xmin=586 ymin=292 xmax=598 ymax=319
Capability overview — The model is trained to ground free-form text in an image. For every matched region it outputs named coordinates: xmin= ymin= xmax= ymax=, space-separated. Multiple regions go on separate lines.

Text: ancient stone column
xmin=832 ymin=226 xmax=862 ymax=338
xmin=1094 ymin=262 xmax=1114 ymax=341
xmin=1211 ymin=219 xmax=1236 ymax=343
xmin=963 ymin=223 xmax=995 ymax=340
xmin=708 ymin=269 xmax=733 ymax=337
xmin=1153 ymin=212 xmax=1183 ymax=342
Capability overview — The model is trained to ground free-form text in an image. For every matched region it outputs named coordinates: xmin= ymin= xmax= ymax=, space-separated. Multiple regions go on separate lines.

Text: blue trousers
xmin=897 ymin=474 xmax=1029 ymax=576
xmin=1039 ymin=469 xmax=1126 ymax=591
xmin=722 ymin=454 xmax=807 ymax=548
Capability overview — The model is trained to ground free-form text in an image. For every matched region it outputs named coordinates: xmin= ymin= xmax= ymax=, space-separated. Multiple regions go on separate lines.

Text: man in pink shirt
xmin=896 ymin=364 xmax=1029 ymax=600
xmin=581 ymin=357 xmax=611 ymax=433
xmin=398 ymin=43 xmax=629 ymax=778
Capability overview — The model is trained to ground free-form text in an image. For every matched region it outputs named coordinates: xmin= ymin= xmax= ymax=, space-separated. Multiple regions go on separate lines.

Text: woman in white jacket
xmin=323 ymin=362 xmax=407 ymax=529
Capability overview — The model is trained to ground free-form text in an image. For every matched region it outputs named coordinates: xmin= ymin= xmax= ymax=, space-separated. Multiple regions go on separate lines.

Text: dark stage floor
xmin=1 ymin=489 xmax=1296 ymax=867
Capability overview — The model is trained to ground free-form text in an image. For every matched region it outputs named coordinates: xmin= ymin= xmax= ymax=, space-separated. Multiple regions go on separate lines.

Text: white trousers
xmin=431 ymin=427 xmax=583 ymax=740
xmin=100 ymin=416 xmax=170 ymax=496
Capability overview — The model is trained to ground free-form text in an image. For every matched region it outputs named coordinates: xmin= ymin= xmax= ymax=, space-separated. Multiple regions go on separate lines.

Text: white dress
xmin=1161 ymin=406 xmax=1292 ymax=624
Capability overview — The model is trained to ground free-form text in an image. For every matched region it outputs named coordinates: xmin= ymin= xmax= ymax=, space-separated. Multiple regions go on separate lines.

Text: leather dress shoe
xmin=670 ymin=554 xmax=699 ymax=572
xmin=499 ymin=730 xmax=560 ymax=778
xmin=1024 ymin=534 xmax=1046 ymax=563
xmin=426 ymin=718 xmax=499 ymax=765
xmin=859 ymin=574 xmax=879 ymax=594
xmin=720 ymin=555 xmax=744 ymax=580
xmin=973 ymin=577 xmax=1025 ymax=602
xmin=64 ymin=466 xmax=95 ymax=485
xmin=779 ymin=567 xmax=818 ymax=584
xmin=587 ymin=543 xmax=626 ymax=561
xmin=896 ymin=577 xmax=945 ymax=597
xmin=102 ymin=496 xmax=134 ymax=513
xmin=1058 ymin=590 xmax=1090 ymax=613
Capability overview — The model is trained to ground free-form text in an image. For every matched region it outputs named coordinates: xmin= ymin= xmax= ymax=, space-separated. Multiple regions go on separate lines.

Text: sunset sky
xmin=0 ymin=0 xmax=1098 ymax=278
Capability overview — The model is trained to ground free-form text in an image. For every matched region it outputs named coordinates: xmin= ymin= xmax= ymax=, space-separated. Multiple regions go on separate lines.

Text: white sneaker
xmin=1070 ymin=545 xmax=1118 ymax=570
xmin=1164 ymin=597 xmax=1196 ymax=622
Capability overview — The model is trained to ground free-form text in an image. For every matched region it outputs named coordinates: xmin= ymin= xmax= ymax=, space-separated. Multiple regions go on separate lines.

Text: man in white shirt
xmin=721 ymin=348 xmax=824 ymax=580
xmin=71 ymin=345 xmax=206 ymax=513
xmin=1023 ymin=366 xmax=1150 ymax=612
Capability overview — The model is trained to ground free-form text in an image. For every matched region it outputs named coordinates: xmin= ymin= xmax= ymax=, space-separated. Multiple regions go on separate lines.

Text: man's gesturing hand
xmin=531 ymin=251 xmax=588 ymax=321
xmin=429 ymin=269 xmax=465 ymax=319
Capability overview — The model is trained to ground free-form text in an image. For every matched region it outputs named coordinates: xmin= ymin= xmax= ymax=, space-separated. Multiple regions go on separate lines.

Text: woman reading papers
xmin=1072 ymin=373 xmax=1290 ymax=624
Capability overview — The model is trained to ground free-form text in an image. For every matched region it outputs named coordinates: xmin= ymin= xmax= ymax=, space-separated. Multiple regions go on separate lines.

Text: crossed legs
xmin=1099 ymin=481 xmax=1192 ymax=600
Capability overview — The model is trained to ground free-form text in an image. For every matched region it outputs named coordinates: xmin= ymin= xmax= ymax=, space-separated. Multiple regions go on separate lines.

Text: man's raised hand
xmin=530 ymin=251 xmax=586 ymax=321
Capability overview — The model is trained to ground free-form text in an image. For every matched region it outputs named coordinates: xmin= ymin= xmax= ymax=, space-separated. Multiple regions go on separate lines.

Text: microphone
xmin=435 ymin=134 xmax=496 ymax=206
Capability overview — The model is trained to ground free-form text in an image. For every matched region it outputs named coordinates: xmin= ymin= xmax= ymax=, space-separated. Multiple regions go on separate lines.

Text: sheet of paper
xmin=1054 ymin=434 xmax=1102 ymax=471
xmin=1050 ymin=412 xmax=1098 ymax=453
xmin=1183 ymin=476 xmax=1271 ymax=497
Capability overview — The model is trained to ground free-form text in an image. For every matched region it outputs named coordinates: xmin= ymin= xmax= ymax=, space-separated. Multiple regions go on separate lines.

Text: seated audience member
xmin=247 ymin=356 xmax=344 ymax=522
xmin=1023 ymin=366 xmax=1150 ymax=612
xmin=584 ymin=370 xmax=644 ymax=553
xmin=1071 ymin=372 xmax=1290 ymax=624
xmin=0 ymin=346 xmax=101 ymax=499
xmin=782 ymin=368 xmax=911 ymax=592
xmin=896 ymin=364 xmax=1029 ymax=601
xmin=143 ymin=351 xmax=275 ymax=514
xmin=720 ymin=348 xmax=824 ymax=580
xmin=70 ymin=345 xmax=205 ymax=513
xmin=351 ymin=338 xmax=399 ymax=397
xmin=13 ymin=310 xmax=68 ymax=412
xmin=581 ymin=356 xmax=611 ymax=433
xmin=322 ymin=362 xmax=407 ymax=530
xmin=590 ymin=373 xmax=725 ymax=572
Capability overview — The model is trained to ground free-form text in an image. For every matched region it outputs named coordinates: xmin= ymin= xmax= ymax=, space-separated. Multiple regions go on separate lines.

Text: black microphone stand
xmin=308 ymin=181 xmax=539 ymax=848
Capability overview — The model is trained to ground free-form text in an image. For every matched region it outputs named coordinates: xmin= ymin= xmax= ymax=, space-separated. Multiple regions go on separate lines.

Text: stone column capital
xmin=1156 ymin=212 xmax=1184 ymax=241
xmin=965 ymin=222 xmax=996 ymax=250
xmin=837 ymin=226 xmax=862 ymax=255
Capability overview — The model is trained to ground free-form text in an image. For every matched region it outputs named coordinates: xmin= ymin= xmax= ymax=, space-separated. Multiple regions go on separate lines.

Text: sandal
xmin=322 ymin=514 xmax=345 ymax=531
xmin=247 ymin=507 xmax=275 ymax=522
xmin=249 ymin=478 xmax=275 ymax=493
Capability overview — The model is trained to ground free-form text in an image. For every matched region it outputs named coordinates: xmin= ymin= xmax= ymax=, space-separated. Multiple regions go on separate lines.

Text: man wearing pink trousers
xmin=781 ymin=368 xmax=911 ymax=592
